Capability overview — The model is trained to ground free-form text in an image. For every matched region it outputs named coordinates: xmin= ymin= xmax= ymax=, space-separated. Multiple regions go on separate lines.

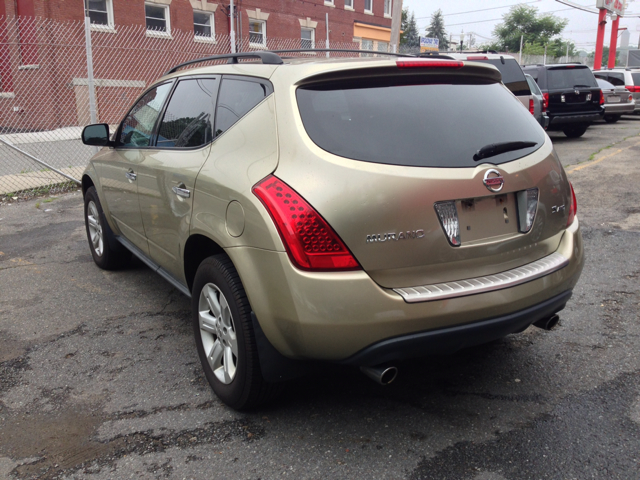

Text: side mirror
xmin=82 ymin=123 xmax=114 ymax=147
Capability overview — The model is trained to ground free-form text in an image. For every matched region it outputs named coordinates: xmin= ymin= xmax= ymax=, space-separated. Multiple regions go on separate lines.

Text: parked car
xmin=522 ymin=64 xmax=604 ymax=137
xmin=525 ymin=73 xmax=550 ymax=129
xmin=596 ymin=78 xmax=635 ymax=123
xmin=81 ymin=52 xmax=584 ymax=410
xmin=441 ymin=52 xmax=533 ymax=109
xmin=593 ymin=68 xmax=640 ymax=114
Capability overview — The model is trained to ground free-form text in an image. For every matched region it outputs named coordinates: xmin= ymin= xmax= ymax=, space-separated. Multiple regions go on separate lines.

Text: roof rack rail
xmin=165 ymin=51 xmax=284 ymax=75
xmin=271 ymin=48 xmax=413 ymax=58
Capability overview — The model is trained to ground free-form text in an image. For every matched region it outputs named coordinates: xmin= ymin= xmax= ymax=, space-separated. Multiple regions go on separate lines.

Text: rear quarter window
xmin=632 ymin=73 xmax=640 ymax=85
xmin=296 ymin=76 xmax=545 ymax=168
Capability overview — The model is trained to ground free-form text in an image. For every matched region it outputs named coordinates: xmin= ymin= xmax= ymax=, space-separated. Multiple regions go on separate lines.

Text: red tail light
xmin=625 ymin=85 xmax=640 ymax=93
xmin=396 ymin=59 xmax=463 ymax=69
xmin=599 ymin=89 xmax=605 ymax=105
xmin=630 ymin=94 xmax=634 ymax=102
xmin=529 ymin=98 xmax=535 ymax=115
xmin=567 ymin=182 xmax=577 ymax=227
xmin=253 ymin=175 xmax=361 ymax=271
xmin=542 ymin=93 xmax=549 ymax=112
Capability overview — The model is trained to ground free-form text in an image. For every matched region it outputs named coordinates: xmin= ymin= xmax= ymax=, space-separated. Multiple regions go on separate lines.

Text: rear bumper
xmin=228 ymin=219 xmax=584 ymax=362
xmin=604 ymin=103 xmax=636 ymax=115
xmin=340 ymin=290 xmax=572 ymax=366
xmin=548 ymin=112 xmax=604 ymax=126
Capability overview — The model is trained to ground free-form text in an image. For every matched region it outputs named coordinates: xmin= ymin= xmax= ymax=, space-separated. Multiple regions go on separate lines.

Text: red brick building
xmin=0 ymin=0 xmax=393 ymax=131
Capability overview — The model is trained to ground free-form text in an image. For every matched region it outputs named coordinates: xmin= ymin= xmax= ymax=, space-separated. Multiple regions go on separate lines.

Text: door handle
xmin=125 ymin=170 xmax=137 ymax=181
xmin=172 ymin=185 xmax=191 ymax=198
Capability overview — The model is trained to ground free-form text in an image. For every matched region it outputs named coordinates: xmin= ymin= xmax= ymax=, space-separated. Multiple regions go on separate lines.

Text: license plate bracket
xmin=457 ymin=193 xmax=519 ymax=243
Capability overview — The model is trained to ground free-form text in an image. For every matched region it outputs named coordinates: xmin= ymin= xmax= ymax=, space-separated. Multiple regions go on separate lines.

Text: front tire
xmin=84 ymin=186 xmax=131 ymax=270
xmin=192 ymin=254 xmax=278 ymax=410
xmin=562 ymin=124 xmax=588 ymax=138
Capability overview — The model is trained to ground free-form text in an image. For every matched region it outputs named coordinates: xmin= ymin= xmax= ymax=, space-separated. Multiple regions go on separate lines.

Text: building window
xmin=324 ymin=0 xmax=334 ymax=5
xmin=377 ymin=41 xmax=388 ymax=52
xmin=344 ymin=0 xmax=353 ymax=8
xmin=301 ymin=27 xmax=314 ymax=49
xmin=361 ymin=38 xmax=373 ymax=57
xmin=249 ymin=20 xmax=266 ymax=47
xmin=145 ymin=4 xmax=170 ymax=34
xmin=384 ymin=0 xmax=391 ymax=16
xmin=364 ymin=0 xmax=372 ymax=13
xmin=193 ymin=11 xmax=214 ymax=39
xmin=86 ymin=0 xmax=113 ymax=26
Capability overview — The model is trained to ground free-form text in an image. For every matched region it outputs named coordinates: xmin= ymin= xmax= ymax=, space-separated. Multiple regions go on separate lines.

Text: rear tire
xmin=604 ymin=115 xmax=621 ymax=124
xmin=562 ymin=124 xmax=588 ymax=138
xmin=84 ymin=186 xmax=131 ymax=270
xmin=192 ymin=254 xmax=279 ymax=410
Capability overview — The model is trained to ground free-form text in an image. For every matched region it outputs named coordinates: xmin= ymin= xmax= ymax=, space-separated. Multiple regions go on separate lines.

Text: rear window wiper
xmin=474 ymin=141 xmax=538 ymax=161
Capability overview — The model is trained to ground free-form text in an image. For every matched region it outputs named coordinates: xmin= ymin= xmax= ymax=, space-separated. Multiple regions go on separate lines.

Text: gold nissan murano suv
xmin=81 ymin=51 xmax=584 ymax=410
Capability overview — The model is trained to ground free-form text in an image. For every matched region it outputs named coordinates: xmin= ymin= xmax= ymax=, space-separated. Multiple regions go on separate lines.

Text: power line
xmin=418 ymin=7 xmax=581 ymax=30
xmin=416 ymin=1 xmax=542 ymax=20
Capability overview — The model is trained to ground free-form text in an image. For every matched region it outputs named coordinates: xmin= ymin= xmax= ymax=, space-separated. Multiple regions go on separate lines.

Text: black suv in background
xmin=522 ymin=64 xmax=604 ymax=138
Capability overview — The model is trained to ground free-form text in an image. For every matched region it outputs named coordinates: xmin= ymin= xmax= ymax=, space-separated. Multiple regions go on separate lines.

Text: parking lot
xmin=1 ymin=116 xmax=640 ymax=479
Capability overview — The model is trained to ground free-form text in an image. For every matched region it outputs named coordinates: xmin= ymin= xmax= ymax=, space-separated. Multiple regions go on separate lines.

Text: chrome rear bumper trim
xmin=393 ymin=252 xmax=569 ymax=303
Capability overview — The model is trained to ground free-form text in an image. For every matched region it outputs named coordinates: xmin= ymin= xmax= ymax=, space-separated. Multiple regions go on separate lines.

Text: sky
xmin=401 ymin=0 xmax=640 ymax=52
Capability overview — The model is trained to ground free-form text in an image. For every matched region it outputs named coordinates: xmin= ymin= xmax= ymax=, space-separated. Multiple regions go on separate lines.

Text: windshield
xmin=297 ymin=78 xmax=545 ymax=168
xmin=547 ymin=67 xmax=598 ymax=89
xmin=597 ymin=78 xmax=615 ymax=89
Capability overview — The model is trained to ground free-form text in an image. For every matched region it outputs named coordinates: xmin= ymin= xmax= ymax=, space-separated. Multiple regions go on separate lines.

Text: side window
xmin=593 ymin=72 xmax=608 ymax=81
xmin=157 ymin=78 xmax=217 ymax=148
xmin=215 ymin=79 xmax=269 ymax=136
xmin=608 ymin=72 xmax=625 ymax=86
xmin=119 ymin=82 xmax=172 ymax=147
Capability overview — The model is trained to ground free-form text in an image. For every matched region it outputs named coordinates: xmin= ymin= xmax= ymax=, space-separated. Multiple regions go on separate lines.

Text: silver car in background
xmin=526 ymin=73 xmax=549 ymax=129
xmin=596 ymin=78 xmax=635 ymax=123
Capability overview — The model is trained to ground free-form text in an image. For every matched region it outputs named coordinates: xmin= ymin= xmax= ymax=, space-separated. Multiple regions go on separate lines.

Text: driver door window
xmin=119 ymin=82 xmax=173 ymax=147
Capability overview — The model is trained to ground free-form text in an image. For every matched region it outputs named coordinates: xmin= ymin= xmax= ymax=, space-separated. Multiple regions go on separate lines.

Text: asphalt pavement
xmin=0 ymin=117 xmax=639 ymax=480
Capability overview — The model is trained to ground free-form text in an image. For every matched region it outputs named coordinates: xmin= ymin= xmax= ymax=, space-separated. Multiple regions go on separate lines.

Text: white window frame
xmin=249 ymin=19 xmax=267 ymax=48
xmin=86 ymin=0 xmax=116 ymax=32
xmin=384 ymin=0 xmax=392 ymax=17
xmin=364 ymin=0 xmax=373 ymax=14
xmin=193 ymin=10 xmax=215 ymax=42
xmin=145 ymin=3 xmax=172 ymax=38
xmin=344 ymin=0 xmax=354 ymax=10
xmin=301 ymin=27 xmax=315 ymax=50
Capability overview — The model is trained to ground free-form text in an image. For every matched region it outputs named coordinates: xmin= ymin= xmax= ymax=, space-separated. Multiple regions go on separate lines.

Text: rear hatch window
xmin=547 ymin=67 xmax=598 ymax=90
xmin=473 ymin=58 xmax=530 ymax=96
xmin=296 ymin=76 xmax=545 ymax=168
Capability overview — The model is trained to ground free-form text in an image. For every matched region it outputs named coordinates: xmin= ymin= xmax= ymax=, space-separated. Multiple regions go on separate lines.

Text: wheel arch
xmin=184 ymin=234 xmax=225 ymax=293
xmin=81 ymin=174 xmax=95 ymax=196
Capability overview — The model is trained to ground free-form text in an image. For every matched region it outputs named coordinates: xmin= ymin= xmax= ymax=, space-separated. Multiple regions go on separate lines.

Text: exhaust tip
xmin=360 ymin=365 xmax=398 ymax=385
xmin=533 ymin=314 xmax=560 ymax=331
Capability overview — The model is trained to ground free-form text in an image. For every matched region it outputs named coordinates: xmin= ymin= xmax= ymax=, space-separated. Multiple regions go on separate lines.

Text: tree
xmin=487 ymin=5 xmax=567 ymax=54
xmin=426 ymin=9 xmax=449 ymax=51
xmin=400 ymin=8 xmax=420 ymax=50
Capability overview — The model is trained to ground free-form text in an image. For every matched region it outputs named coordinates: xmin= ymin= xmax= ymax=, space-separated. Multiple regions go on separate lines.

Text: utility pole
xmin=460 ymin=29 xmax=464 ymax=52
xmin=543 ymin=44 xmax=547 ymax=64
xmin=566 ymin=42 xmax=569 ymax=63
xmin=390 ymin=0 xmax=403 ymax=53
xmin=229 ymin=0 xmax=236 ymax=53
xmin=519 ymin=34 xmax=523 ymax=64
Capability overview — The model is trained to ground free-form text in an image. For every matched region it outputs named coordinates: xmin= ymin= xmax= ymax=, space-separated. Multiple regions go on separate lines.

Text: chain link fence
xmin=0 ymin=16 xmax=370 ymax=198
